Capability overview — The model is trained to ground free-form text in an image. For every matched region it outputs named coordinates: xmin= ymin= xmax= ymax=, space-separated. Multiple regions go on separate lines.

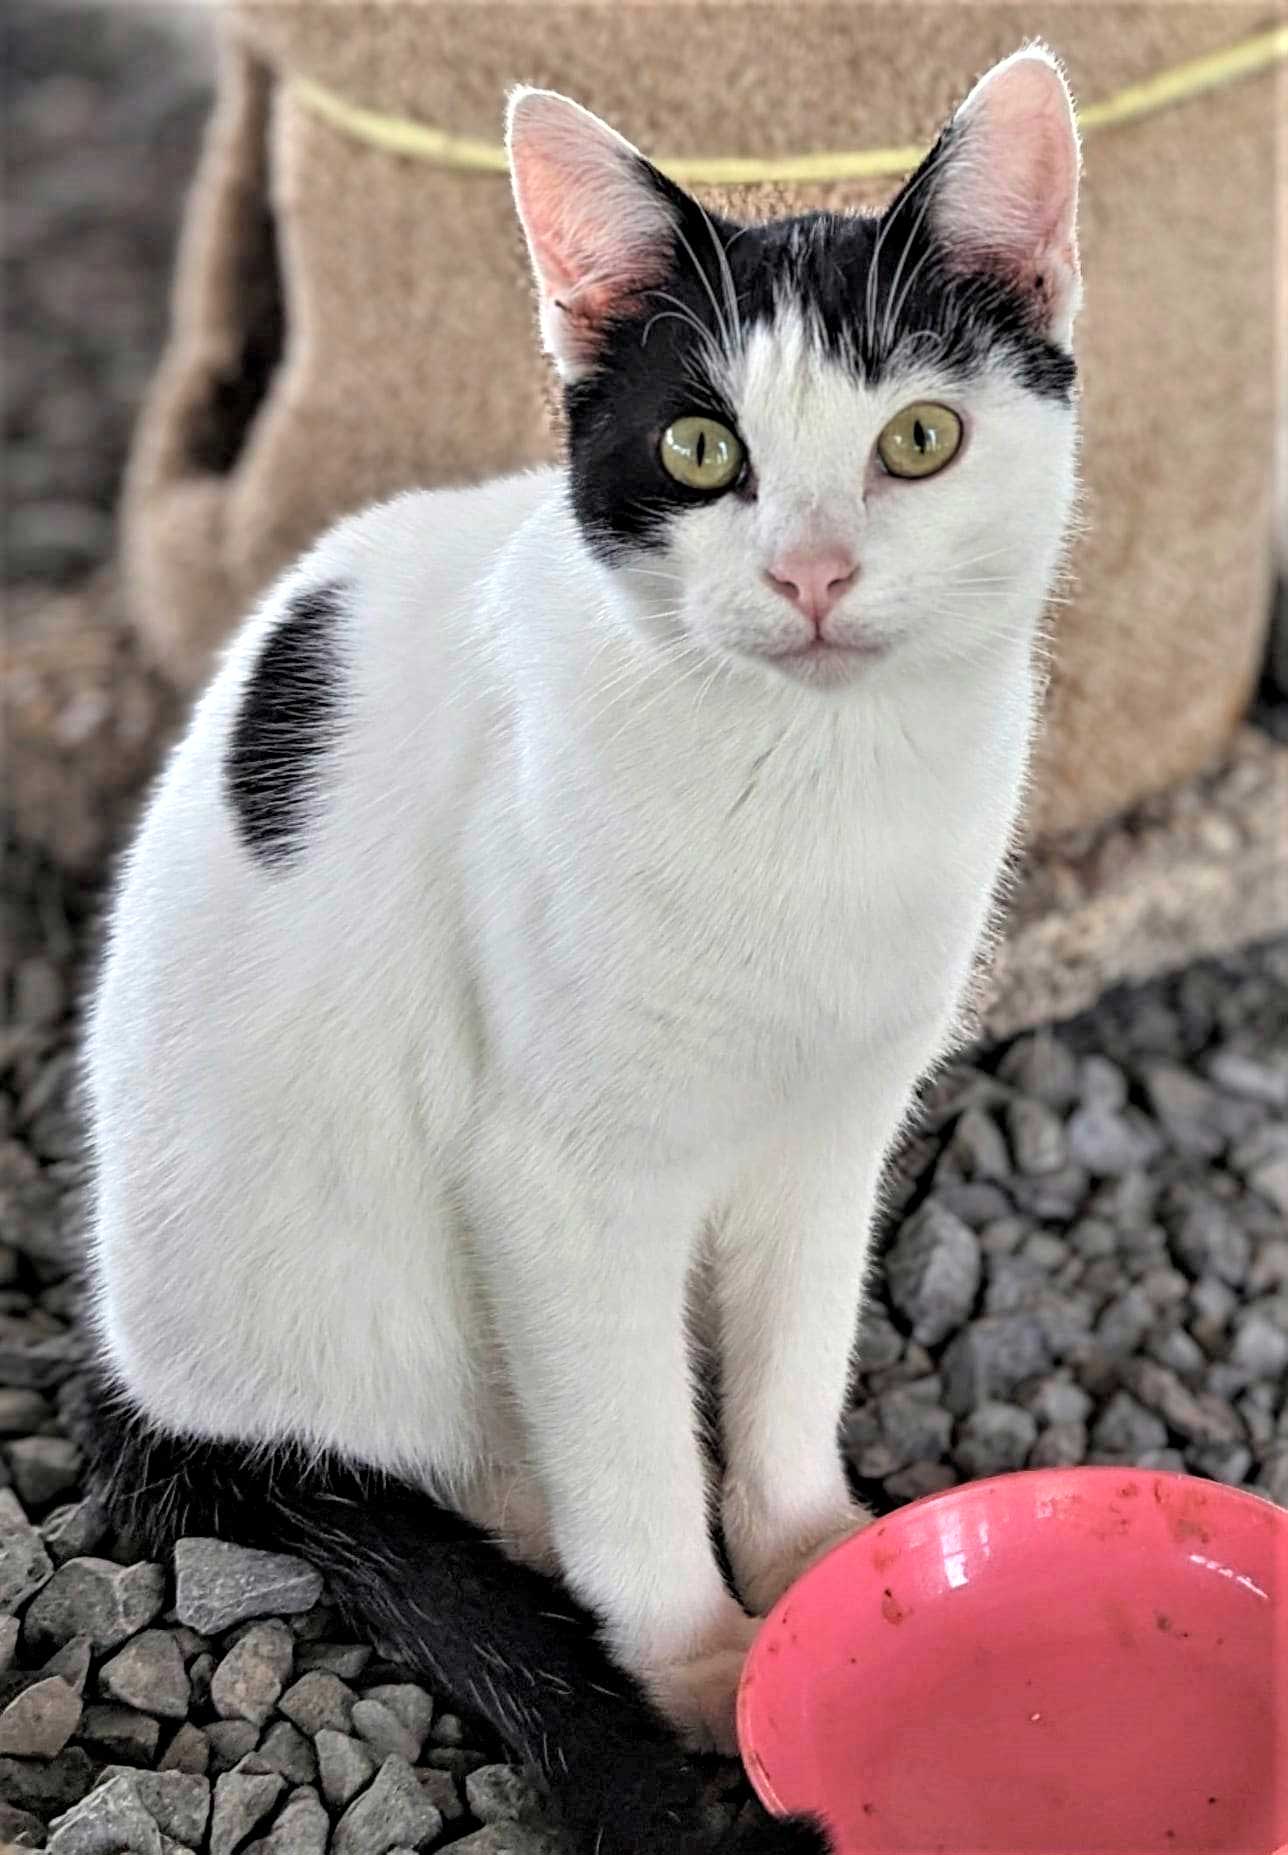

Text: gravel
xmin=4 ymin=2 xmax=1287 ymax=1848
xmin=174 ymin=1542 xmax=324 ymax=1637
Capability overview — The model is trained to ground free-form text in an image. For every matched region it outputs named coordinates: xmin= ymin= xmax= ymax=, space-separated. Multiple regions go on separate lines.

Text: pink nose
xmin=764 ymin=549 xmax=858 ymax=629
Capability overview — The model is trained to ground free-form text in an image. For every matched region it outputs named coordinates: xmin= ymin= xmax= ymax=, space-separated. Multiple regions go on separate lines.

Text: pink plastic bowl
xmin=738 ymin=1468 xmax=1288 ymax=1854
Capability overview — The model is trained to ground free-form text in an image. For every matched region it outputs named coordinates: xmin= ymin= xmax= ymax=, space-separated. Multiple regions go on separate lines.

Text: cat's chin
xmin=755 ymin=638 xmax=892 ymax=689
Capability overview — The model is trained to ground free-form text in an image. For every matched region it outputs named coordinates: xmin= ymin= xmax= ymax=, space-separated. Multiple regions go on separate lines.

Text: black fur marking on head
xmin=225 ymin=582 xmax=347 ymax=866
xmin=71 ymin=1363 xmax=834 ymax=1855
xmin=565 ymin=146 xmax=1074 ymax=562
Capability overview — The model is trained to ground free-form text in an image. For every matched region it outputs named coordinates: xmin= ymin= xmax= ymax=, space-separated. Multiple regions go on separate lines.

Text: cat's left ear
xmin=928 ymin=43 xmax=1082 ymax=347
xmin=507 ymin=88 xmax=678 ymax=380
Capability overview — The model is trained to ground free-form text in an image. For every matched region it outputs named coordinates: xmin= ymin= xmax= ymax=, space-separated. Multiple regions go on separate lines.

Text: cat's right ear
xmin=506 ymin=88 xmax=678 ymax=380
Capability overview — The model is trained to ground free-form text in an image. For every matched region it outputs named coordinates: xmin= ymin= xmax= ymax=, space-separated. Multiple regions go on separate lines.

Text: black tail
xmin=75 ymin=1372 xmax=831 ymax=1855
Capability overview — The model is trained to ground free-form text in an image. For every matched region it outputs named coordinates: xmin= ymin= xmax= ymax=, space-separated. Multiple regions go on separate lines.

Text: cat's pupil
xmin=913 ymin=419 xmax=927 ymax=452
xmin=696 ymin=430 xmax=706 ymax=468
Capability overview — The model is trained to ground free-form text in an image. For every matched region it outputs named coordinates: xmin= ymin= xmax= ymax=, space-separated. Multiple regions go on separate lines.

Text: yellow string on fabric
xmin=289 ymin=21 xmax=1287 ymax=184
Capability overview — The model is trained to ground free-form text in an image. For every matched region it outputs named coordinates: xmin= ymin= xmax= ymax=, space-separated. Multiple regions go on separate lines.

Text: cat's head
xmin=508 ymin=47 xmax=1081 ymax=691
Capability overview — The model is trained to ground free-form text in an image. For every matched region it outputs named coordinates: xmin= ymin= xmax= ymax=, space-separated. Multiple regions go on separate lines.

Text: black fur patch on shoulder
xmin=225 ymin=583 xmax=346 ymax=865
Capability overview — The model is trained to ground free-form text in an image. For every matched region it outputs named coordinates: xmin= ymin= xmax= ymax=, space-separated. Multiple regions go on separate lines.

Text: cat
xmin=79 ymin=43 xmax=1081 ymax=1854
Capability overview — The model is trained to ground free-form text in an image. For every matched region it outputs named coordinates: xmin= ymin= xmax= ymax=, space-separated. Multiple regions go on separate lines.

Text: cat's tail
xmin=75 ymin=1370 xmax=832 ymax=1855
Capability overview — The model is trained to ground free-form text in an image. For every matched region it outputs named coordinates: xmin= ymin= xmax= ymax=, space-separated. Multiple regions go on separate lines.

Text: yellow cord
xmin=289 ymin=21 xmax=1287 ymax=184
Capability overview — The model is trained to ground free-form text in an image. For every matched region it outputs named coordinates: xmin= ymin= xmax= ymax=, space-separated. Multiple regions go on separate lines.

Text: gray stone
xmin=316 ymin=1728 xmax=377 ymax=1810
xmin=1140 ymin=1266 xmax=1189 ymax=1310
xmin=1230 ymin=1311 xmax=1288 ymax=1384
xmin=1023 ymin=1377 xmax=1092 ymax=1426
xmin=209 ymin=1769 xmax=285 ymax=1855
xmin=172 ymin=1539 xmax=322 ymax=1634
xmin=997 ymin=1031 xmax=1080 ymax=1107
xmin=1010 ymin=1165 xmax=1089 ymax=1222
xmin=424 ymin=1747 xmax=491 ymax=1780
xmin=447 ymin=1827 xmax=568 ymax=1854
xmin=1091 ymin=1392 xmax=1169 ymax=1457
xmin=206 ymin=1719 xmax=259 ymax=1772
xmin=0 ymin=1388 xmax=53 ymax=1435
xmin=6 ymin=1438 xmax=81 ymax=1510
xmin=1066 ymin=1105 xmax=1160 ymax=1178
xmin=885 ymin=1202 xmax=981 ymax=1347
xmin=24 ymin=1557 xmax=165 ymax=1655
xmin=0 ymin=1799 xmax=48 ymax=1847
xmin=0 ymin=1745 xmax=94 ymax=1819
xmin=1249 ymin=1156 xmax=1288 ymax=1218
xmin=0 ymin=1612 xmax=18 ymax=1677
xmin=295 ymin=1641 xmax=372 ymax=1681
xmin=951 ymin=1109 xmax=1011 ymax=1180
xmin=99 ymin=1631 xmax=190 ymax=1722
xmin=414 ymin=1766 xmax=464 ymax=1822
xmin=78 ymin=1702 xmax=161 ymax=1764
xmin=1258 ymin=1445 xmax=1288 ymax=1508
xmin=1188 ymin=1442 xmax=1254 ymax=1486
xmin=352 ymin=1697 xmax=423 ymax=1764
xmin=1029 ymin=1420 xmax=1087 ymax=1467
xmin=1124 ymin=1361 xmax=1245 ymax=1446
xmin=1207 ymin=1049 xmax=1288 ymax=1109
xmin=243 ymin=1784 xmax=329 ymax=1855
xmin=40 ymin=1501 xmax=108 ymax=1568
xmin=1080 ymin=1056 xmax=1128 ymax=1111
xmin=465 ymin=1764 xmax=546 ymax=1826
xmin=1190 ymin=1275 xmax=1237 ymax=1332
xmin=0 ymin=1485 xmax=54 ymax=1611
xmin=0 ymin=1673 xmax=81 ymax=1758
xmin=244 ymin=1722 xmax=317 ymax=1787
xmin=940 ymin=1316 xmax=1052 ymax=1416
xmin=933 ymin=1180 xmax=1013 ymax=1228
xmin=1137 ymin=1448 xmax=1187 ymax=1473
xmin=953 ymin=1403 xmax=1038 ymax=1478
xmin=1249 ymin=1240 xmax=1288 ymax=1295
xmin=92 ymin=1771 xmax=211 ymax=1847
xmin=47 ymin=1773 xmax=162 ymax=1855
xmin=278 ymin=1670 xmax=355 ymax=1738
xmin=1069 ymin=1219 xmax=1117 ymax=1261
xmin=429 ymin=1713 xmax=466 ymax=1747
xmin=31 ymin=1638 xmax=92 ymax=1707
xmin=883 ymin=1461 xmax=958 ymax=1502
xmin=1169 ymin=1198 xmax=1250 ymax=1287
xmin=1096 ymin=1288 xmax=1155 ymax=1359
xmin=333 ymin=1754 xmax=443 ymax=1855
xmin=0 ymin=1329 xmax=78 ymax=1393
xmin=186 ymin=1651 xmax=215 ymax=1714
xmin=1020 ymin=1231 xmax=1071 ymax=1272
xmin=1147 ymin=1324 xmax=1207 ymax=1381
xmin=1006 ymin=1099 xmax=1068 ymax=1176
xmin=872 ymin=1384 xmax=952 ymax=1473
xmin=211 ymin=1619 xmax=293 ymax=1727
xmin=1141 ymin=1064 xmax=1225 ymax=1158
xmin=158 ymin=1722 xmax=210 ymax=1776
xmin=855 ymin=1311 xmax=903 ymax=1376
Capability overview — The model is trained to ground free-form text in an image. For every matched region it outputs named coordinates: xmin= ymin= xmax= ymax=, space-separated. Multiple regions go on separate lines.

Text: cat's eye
xmin=876 ymin=403 xmax=963 ymax=480
xmin=659 ymin=416 xmax=744 ymax=493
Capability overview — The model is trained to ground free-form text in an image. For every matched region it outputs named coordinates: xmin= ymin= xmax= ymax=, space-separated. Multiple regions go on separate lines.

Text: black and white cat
xmin=81 ymin=45 xmax=1081 ymax=1853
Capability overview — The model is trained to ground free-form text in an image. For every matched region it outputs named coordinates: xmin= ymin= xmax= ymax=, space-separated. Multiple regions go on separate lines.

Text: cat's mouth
xmin=759 ymin=635 xmax=891 ymax=686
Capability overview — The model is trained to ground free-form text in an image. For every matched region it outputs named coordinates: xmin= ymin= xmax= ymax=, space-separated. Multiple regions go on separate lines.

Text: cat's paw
xmin=639 ymin=1608 xmax=760 ymax=1756
xmin=727 ymin=1499 xmax=874 ymax=1617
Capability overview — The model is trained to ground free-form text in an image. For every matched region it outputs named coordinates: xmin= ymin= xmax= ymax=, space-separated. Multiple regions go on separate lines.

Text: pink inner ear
xmin=510 ymin=94 xmax=675 ymax=351
xmin=937 ymin=51 xmax=1080 ymax=307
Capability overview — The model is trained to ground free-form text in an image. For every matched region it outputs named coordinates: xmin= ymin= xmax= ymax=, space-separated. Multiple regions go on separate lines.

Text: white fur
xmin=86 ymin=68 xmax=1080 ymax=1753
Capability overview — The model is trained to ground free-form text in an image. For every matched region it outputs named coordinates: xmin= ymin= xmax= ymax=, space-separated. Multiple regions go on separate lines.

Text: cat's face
xmin=509 ymin=49 xmax=1082 ymax=691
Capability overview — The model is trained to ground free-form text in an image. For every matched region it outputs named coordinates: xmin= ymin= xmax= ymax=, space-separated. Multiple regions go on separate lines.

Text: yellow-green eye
xmin=660 ymin=416 xmax=744 ymax=492
xmin=876 ymin=403 xmax=963 ymax=479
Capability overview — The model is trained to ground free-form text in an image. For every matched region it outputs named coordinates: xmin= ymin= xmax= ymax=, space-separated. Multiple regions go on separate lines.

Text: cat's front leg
xmin=463 ymin=1133 xmax=755 ymax=1754
xmin=716 ymin=1124 xmax=894 ymax=1617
